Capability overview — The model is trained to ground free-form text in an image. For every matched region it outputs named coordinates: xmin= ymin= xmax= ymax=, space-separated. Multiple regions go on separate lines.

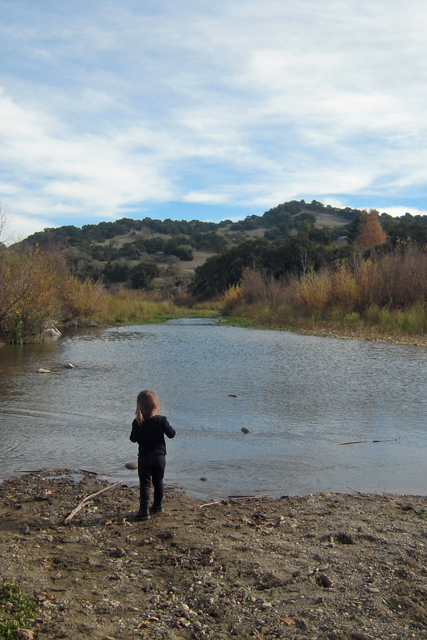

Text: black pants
xmin=138 ymin=454 xmax=166 ymax=509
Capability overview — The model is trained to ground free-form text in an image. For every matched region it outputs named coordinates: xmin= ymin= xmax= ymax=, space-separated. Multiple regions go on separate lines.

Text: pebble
xmin=79 ymin=535 xmax=93 ymax=544
xmin=16 ymin=631 xmax=34 ymax=640
xmin=125 ymin=461 xmax=138 ymax=470
xmin=62 ymin=535 xmax=80 ymax=543
xmin=110 ymin=547 xmax=126 ymax=558
xmin=316 ymin=574 xmax=332 ymax=588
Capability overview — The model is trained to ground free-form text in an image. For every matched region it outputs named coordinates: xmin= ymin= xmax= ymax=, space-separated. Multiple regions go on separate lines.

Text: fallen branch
xmin=64 ymin=481 xmax=123 ymax=523
xmin=200 ymin=495 xmax=267 ymax=508
xmin=199 ymin=500 xmax=224 ymax=508
xmin=228 ymin=495 xmax=266 ymax=500
xmin=336 ymin=438 xmax=399 ymax=446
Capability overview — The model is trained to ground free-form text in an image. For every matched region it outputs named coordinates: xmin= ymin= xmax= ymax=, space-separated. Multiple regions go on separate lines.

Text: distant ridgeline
xmin=22 ymin=200 xmax=361 ymax=249
xmin=19 ymin=200 xmax=427 ymax=297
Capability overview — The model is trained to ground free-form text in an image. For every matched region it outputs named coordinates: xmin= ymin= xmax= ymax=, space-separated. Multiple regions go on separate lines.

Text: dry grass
xmin=102 ymin=288 xmax=178 ymax=324
xmin=220 ymin=247 xmax=427 ymax=337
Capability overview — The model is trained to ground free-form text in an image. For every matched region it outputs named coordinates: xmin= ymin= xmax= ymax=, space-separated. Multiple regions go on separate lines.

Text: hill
xmin=20 ymin=200 xmax=360 ymax=290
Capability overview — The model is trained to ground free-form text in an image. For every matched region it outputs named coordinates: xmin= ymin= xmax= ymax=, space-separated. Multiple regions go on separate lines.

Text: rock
xmin=256 ymin=570 xmax=290 ymax=590
xmin=37 ymin=368 xmax=52 ymax=374
xmin=229 ymin=394 xmax=238 ymax=398
xmin=42 ymin=326 xmax=61 ymax=339
xmin=316 ymin=574 xmax=332 ymax=588
xmin=125 ymin=461 xmax=138 ymax=470
xmin=241 ymin=427 xmax=250 ymax=434
xmin=61 ymin=535 xmax=80 ymax=543
xmin=18 ymin=524 xmax=30 ymax=535
xmin=16 ymin=630 xmax=34 ymax=640
xmin=65 ymin=363 xmax=75 ymax=368
xmin=200 ymin=477 xmax=208 ymax=481
xmin=110 ymin=547 xmax=126 ymax=558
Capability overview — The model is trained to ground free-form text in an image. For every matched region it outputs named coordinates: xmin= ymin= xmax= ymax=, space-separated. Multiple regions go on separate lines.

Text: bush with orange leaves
xmin=0 ymin=246 xmax=105 ymax=343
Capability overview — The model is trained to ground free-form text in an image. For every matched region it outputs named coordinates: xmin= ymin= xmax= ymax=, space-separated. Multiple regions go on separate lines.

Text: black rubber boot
xmin=133 ymin=509 xmax=150 ymax=521
xmin=149 ymin=503 xmax=163 ymax=514
xmin=133 ymin=505 xmax=150 ymax=521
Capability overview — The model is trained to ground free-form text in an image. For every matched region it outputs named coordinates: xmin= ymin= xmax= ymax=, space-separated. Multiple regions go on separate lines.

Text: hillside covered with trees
xmin=3 ymin=200 xmax=427 ymax=343
xmin=20 ymin=200 xmax=360 ymax=291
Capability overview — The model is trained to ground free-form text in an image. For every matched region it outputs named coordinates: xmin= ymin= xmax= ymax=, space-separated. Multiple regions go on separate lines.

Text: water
xmin=1 ymin=318 xmax=427 ymax=498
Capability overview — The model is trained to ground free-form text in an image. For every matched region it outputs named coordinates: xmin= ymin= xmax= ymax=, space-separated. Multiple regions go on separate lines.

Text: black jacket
xmin=130 ymin=415 xmax=176 ymax=456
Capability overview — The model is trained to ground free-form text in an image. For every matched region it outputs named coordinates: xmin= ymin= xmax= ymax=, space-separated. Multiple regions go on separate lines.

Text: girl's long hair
xmin=136 ymin=389 xmax=159 ymax=424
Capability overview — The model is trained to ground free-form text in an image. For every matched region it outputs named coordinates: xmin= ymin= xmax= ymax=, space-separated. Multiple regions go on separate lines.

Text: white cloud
xmin=182 ymin=191 xmax=231 ymax=205
xmin=0 ymin=90 xmax=174 ymax=217
xmin=379 ymin=206 xmax=427 ymax=218
xmin=3 ymin=212 xmax=51 ymax=244
xmin=1 ymin=0 xmax=427 ymax=235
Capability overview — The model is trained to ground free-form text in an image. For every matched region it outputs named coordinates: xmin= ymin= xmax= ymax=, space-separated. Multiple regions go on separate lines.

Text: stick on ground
xmin=64 ymin=481 xmax=123 ymax=523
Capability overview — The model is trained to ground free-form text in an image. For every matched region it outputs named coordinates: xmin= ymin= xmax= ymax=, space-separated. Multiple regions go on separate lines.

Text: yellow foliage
xmin=330 ymin=262 xmax=360 ymax=308
xmin=221 ymin=284 xmax=242 ymax=304
xmin=220 ymin=284 xmax=243 ymax=314
xmin=297 ymin=271 xmax=332 ymax=310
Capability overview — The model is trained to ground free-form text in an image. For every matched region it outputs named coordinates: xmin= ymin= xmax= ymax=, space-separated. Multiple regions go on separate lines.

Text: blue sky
xmin=1 ymin=0 xmax=427 ymax=240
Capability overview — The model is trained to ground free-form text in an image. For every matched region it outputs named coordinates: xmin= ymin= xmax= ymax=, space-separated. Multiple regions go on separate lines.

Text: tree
xmin=102 ymin=260 xmax=130 ymax=283
xmin=354 ymin=209 xmax=386 ymax=249
xmin=130 ymin=262 xmax=160 ymax=289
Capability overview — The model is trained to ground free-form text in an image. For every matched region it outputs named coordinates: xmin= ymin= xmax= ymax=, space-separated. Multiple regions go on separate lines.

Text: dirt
xmin=1 ymin=470 xmax=427 ymax=640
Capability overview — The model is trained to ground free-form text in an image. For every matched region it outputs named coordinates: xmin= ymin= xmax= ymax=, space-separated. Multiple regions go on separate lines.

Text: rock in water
xmin=37 ymin=368 xmax=52 ymax=374
xmin=241 ymin=427 xmax=250 ymax=434
xmin=125 ymin=461 xmax=138 ymax=470
xmin=65 ymin=363 xmax=75 ymax=368
xmin=200 ymin=476 xmax=208 ymax=481
xmin=42 ymin=326 xmax=61 ymax=339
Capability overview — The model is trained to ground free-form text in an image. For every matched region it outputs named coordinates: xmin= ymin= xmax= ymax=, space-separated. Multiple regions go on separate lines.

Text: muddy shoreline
xmin=1 ymin=469 xmax=427 ymax=639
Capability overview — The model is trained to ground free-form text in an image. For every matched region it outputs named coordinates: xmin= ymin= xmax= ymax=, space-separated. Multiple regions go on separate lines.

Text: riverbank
xmin=1 ymin=470 xmax=427 ymax=640
xmin=220 ymin=316 xmax=427 ymax=346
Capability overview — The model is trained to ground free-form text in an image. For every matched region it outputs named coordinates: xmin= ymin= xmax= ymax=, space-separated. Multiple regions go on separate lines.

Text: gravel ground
xmin=1 ymin=470 xmax=427 ymax=640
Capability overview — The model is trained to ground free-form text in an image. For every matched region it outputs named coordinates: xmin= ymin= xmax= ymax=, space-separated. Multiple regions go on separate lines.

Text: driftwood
xmin=64 ymin=481 xmax=123 ymax=523
xmin=199 ymin=495 xmax=267 ymax=508
xmin=199 ymin=500 xmax=224 ymax=508
xmin=336 ymin=437 xmax=400 ymax=446
xmin=228 ymin=495 xmax=266 ymax=500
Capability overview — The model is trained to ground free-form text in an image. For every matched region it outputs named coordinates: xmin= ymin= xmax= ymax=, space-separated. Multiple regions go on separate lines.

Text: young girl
xmin=129 ymin=390 xmax=176 ymax=521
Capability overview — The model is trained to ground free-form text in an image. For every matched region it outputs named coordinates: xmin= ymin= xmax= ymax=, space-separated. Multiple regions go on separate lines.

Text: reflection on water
xmin=1 ymin=318 xmax=427 ymax=498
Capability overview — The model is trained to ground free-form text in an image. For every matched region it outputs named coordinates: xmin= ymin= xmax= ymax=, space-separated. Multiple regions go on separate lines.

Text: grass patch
xmin=99 ymin=290 xmax=220 ymax=326
xmin=0 ymin=584 xmax=37 ymax=640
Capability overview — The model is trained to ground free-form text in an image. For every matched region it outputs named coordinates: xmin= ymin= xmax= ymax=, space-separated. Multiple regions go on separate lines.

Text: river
xmin=0 ymin=318 xmax=426 ymax=499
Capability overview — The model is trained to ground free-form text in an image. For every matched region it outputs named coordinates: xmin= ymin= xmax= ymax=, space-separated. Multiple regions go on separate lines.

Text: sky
xmin=1 ymin=0 xmax=427 ymax=241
